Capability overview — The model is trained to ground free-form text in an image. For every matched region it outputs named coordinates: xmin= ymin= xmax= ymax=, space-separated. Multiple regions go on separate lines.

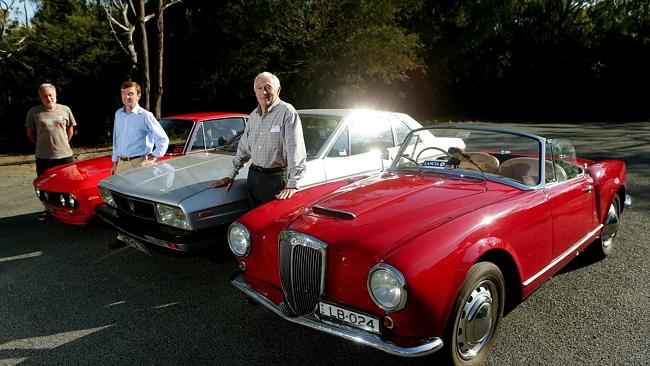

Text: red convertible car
xmin=33 ymin=112 xmax=248 ymax=225
xmin=227 ymin=125 xmax=629 ymax=365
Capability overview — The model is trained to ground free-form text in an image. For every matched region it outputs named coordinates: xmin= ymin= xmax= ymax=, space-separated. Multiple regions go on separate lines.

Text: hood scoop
xmin=312 ymin=205 xmax=356 ymax=220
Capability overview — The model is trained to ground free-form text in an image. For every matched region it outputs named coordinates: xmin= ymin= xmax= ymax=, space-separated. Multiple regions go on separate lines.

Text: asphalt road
xmin=0 ymin=122 xmax=648 ymax=365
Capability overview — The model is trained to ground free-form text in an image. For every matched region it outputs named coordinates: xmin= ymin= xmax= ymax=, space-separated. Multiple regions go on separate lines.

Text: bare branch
xmin=104 ymin=1 xmax=137 ymax=65
xmin=162 ymin=0 xmax=182 ymax=12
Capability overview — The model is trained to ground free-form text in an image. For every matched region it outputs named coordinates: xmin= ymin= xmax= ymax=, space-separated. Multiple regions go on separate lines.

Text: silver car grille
xmin=111 ymin=190 xmax=156 ymax=220
xmin=279 ymin=231 xmax=327 ymax=316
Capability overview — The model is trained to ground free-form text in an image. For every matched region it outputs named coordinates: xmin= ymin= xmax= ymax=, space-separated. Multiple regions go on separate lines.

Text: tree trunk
xmin=153 ymin=0 xmax=164 ymax=118
xmin=136 ymin=0 xmax=150 ymax=109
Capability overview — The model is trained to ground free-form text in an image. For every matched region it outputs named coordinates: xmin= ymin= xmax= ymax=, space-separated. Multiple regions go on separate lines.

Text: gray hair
xmin=39 ymin=83 xmax=56 ymax=93
xmin=253 ymin=72 xmax=281 ymax=90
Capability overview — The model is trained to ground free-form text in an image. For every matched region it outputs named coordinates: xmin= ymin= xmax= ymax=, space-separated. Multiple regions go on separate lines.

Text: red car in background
xmin=228 ymin=125 xmax=630 ymax=365
xmin=33 ymin=112 xmax=248 ymax=225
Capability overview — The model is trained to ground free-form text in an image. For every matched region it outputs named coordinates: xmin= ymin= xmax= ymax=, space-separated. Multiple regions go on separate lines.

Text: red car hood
xmin=280 ymin=171 xmax=524 ymax=262
xmin=307 ymin=172 xmax=488 ymax=227
xmin=34 ymin=156 xmax=113 ymax=190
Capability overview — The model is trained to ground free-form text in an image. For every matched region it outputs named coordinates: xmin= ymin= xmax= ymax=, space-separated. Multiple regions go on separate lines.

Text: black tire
xmin=442 ymin=262 xmax=505 ymax=366
xmin=591 ymin=195 xmax=621 ymax=259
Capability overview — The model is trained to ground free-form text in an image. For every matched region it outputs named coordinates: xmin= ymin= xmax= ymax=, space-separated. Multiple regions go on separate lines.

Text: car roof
xmin=162 ymin=112 xmax=249 ymax=121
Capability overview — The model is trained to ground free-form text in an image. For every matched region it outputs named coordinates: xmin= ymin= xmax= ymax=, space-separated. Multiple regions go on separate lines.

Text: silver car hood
xmin=99 ymin=152 xmax=248 ymax=207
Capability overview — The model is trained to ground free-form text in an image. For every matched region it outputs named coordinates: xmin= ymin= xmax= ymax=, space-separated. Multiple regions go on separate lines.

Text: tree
xmin=152 ymin=0 xmax=180 ymax=117
xmin=104 ymin=0 xmax=179 ymax=116
xmin=162 ymin=0 xmax=424 ymax=114
xmin=0 ymin=0 xmax=131 ymax=152
xmin=276 ymin=0 xmax=424 ymax=107
xmin=105 ymin=0 xmax=138 ymax=74
xmin=0 ymin=0 xmax=29 ymax=60
xmin=105 ymin=0 xmax=152 ymax=107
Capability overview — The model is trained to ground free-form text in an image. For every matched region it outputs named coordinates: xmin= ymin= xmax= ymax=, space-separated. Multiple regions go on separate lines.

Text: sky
xmin=9 ymin=0 xmax=36 ymax=22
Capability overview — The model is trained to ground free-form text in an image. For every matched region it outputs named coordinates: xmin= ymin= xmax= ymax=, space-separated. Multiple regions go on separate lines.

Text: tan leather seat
xmin=498 ymin=157 xmax=540 ymax=185
xmin=458 ymin=152 xmax=500 ymax=173
xmin=498 ymin=157 xmax=569 ymax=185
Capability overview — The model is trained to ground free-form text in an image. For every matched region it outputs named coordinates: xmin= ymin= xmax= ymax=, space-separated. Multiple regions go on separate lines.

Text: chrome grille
xmin=111 ymin=191 xmax=156 ymax=220
xmin=279 ymin=231 xmax=327 ymax=316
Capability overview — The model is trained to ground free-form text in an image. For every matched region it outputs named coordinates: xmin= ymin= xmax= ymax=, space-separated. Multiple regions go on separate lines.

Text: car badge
xmin=128 ymin=201 xmax=135 ymax=212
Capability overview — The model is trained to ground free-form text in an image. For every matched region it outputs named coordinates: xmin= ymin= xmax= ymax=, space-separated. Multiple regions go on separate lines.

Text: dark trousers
xmin=36 ymin=156 xmax=74 ymax=177
xmin=246 ymin=167 xmax=287 ymax=208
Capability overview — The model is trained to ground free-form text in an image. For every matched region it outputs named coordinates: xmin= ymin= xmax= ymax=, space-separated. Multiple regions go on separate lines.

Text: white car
xmin=95 ymin=109 xmax=424 ymax=254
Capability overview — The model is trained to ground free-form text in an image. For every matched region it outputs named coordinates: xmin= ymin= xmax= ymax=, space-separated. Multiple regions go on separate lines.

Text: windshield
xmin=300 ymin=114 xmax=342 ymax=158
xmin=546 ymin=138 xmax=581 ymax=181
xmin=392 ymin=126 xmax=549 ymax=187
xmin=209 ymin=133 xmax=241 ymax=156
xmin=159 ymin=118 xmax=195 ymax=154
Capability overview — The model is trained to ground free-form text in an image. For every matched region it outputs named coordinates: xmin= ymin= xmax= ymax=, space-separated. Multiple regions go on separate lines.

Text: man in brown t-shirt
xmin=25 ymin=83 xmax=77 ymax=220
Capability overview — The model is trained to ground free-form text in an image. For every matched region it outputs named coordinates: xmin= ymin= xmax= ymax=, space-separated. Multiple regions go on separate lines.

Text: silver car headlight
xmin=98 ymin=186 xmax=116 ymax=208
xmin=155 ymin=203 xmax=189 ymax=230
xmin=368 ymin=263 xmax=408 ymax=312
xmin=228 ymin=222 xmax=251 ymax=257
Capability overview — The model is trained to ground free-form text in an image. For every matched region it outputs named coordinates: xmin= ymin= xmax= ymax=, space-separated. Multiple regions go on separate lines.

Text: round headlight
xmin=368 ymin=263 xmax=407 ymax=311
xmin=68 ymin=194 xmax=77 ymax=207
xmin=228 ymin=222 xmax=251 ymax=257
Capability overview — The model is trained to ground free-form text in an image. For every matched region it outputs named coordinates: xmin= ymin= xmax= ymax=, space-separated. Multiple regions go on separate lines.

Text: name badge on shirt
xmin=270 ymin=124 xmax=281 ymax=133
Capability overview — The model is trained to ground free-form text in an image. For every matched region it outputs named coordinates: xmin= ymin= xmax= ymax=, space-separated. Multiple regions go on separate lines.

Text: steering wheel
xmin=415 ymin=146 xmax=455 ymax=164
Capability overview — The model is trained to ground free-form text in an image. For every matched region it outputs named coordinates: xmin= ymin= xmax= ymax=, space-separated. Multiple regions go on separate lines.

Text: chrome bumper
xmin=231 ymin=273 xmax=443 ymax=357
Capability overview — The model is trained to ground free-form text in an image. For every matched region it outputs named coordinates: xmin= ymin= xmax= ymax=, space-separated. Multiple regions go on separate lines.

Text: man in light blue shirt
xmin=110 ymin=81 xmax=169 ymax=175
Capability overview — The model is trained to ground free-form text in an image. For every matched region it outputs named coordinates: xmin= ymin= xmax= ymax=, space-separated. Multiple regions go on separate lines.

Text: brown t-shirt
xmin=25 ymin=104 xmax=77 ymax=159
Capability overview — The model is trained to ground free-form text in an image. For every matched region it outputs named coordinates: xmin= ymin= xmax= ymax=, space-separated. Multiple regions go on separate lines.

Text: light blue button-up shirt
xmin=111 ymin=105 xmax=169 ymax=163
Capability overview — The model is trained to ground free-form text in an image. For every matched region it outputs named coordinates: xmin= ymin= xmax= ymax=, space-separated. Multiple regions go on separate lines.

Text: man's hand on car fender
xmin=276 ymin=187 xmax=297 ymax=200
xmin=210 ymin=177 xmax=233 ymax=191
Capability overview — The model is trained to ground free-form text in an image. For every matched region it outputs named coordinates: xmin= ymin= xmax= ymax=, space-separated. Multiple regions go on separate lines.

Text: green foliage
xmin=163 ymin=0 xmax=423 ymax=113
xmin=414 ymin=0 xmax=650 ymax=120
xmin=0 ymin=0 xmax=131 ymax=151
xmin=274 ymin=0 xmax=424 ymax=107
xmin=2 ymin=0 xmax=649 ymax=153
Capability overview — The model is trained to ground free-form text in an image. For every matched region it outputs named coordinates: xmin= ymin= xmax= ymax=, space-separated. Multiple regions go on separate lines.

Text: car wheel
xmin=593 ymin=195 xmax=621 ymax=258
xmin=444 ymin=262 xmax=505 ymax=366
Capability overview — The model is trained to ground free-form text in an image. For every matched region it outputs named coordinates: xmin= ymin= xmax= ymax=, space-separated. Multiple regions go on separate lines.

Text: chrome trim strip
xmin=97 ymin=211 xmax=214 ymax=252
xmin=231 ymin=273 xmax=443 ymax=357
xmin=523 ymin=224 xmax=603 ymax=287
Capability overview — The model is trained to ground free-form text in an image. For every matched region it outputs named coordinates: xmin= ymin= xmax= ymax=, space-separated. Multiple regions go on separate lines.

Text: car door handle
xmin=582 ymin=185 xmax=593 ymax=193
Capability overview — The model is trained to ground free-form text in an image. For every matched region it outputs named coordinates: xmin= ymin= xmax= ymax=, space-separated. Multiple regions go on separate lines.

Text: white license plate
xmin=318 ymin=302 xmax=381 ymax=334
xmin=122 ymin=235 xmax=150 ymax=256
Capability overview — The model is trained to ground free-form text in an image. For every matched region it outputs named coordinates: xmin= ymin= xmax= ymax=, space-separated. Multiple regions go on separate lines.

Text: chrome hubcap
xmin=456 ymin=281 xmax=497 ymax=360
xmin=602 ymin=202 xmax=619 ymax=248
